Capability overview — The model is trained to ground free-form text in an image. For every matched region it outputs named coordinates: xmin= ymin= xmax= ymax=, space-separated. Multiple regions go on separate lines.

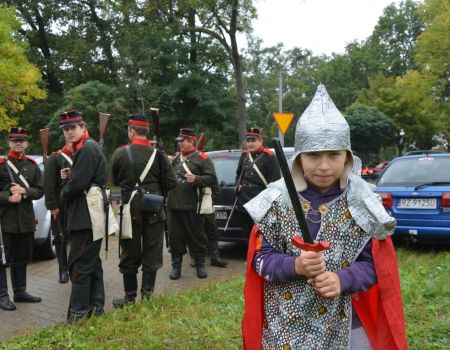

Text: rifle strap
xmin=5 ymin=158 xmax=30 ymax=188
xmin=125 ymin=145 xmax=156 ymax=187
xmin=247 ymin=152 xmax=268 ymax=186
xmin=60 ymin=152 xmax=73 ymax=167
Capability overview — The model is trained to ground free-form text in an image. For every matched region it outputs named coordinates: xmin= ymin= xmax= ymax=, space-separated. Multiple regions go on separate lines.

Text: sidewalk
xmin=0 ymin=237 xmax=246 ymax=341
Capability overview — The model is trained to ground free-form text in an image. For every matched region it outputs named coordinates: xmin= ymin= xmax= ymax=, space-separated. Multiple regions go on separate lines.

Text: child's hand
xmin=308 ymin=271 xmax=341 ymax=298
xmin=294 ymin=251 xmax=325 ymax=278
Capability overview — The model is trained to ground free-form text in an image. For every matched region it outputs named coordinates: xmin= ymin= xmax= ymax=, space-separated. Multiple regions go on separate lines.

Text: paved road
xmin=0 ymin=237 xmax=247 ymax=341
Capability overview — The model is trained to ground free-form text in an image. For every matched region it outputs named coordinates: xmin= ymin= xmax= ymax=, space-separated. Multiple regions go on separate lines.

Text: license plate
xmin=215 ymin=211 xmax=227 ymax=221
xmin=397 ymin=198 xmax=437 ymax=209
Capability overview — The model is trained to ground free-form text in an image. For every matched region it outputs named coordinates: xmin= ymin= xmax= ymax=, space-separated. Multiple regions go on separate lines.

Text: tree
xmin=0 ymin=5 xmax=46 ymax=131
xmin=149 ymin=0 xmax=257 ymax=146
xmin=364 ymin=0 xmax=424 ymax=77
xmin=359 ymin=71 xmax=441 ymax=151
xmin=345 ymin=104 xmax=395 ymax=161
xmin=46 ymin=80 xmax=127 ymax=155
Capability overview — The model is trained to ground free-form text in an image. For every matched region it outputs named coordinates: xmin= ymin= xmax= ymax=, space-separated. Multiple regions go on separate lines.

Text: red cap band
xmin=179 ymin=134 xmax=197 ymax=140
xmin=129 ymin=120 xmax=149 ymax=127
xmin=60 ymin=116 xmax=82 ymax=124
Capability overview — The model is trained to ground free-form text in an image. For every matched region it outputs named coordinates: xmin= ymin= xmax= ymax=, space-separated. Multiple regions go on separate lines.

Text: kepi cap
xmin=59 ymin=110 xmax=83 ymax=128
xmin=127 ymin=114 xmax=150 ymax=127
xmin=9 ymin=127 xmax=28 ymax=141
xmin=245 ymin=127 xmax=262 ymax=140
xmin=176 ymin=128 xmax=197 ymax=141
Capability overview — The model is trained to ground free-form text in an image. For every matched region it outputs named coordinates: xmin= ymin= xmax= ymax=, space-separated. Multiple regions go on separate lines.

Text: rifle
xmin=0 ymin=219 xmax=6 ymax=265
xmin=197 ymin=133 xmax=207 ymax=151
xmin=99 ymin=112 xmax=111 ymax=256
xmin=150 ymin=107 xmax=170 ymax=248
xmin=40 ymin=128 xmax=49 ymax=164
xmin=98 ymin=112 xmax=110 ymax=149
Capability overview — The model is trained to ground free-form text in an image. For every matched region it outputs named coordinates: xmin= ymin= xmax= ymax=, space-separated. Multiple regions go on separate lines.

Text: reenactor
xmin=110 ymin=114 xmax=176 ymax=308
xmin=235 ymin=128 xmax=281 ymax=239
xmin=43 ymin=126 xmax=73 ymax=284
xmin=59 ymin=110 xmax=108 ymax=323
xmin=0 ymin=127 xmax=44 ymax=311
xmin=167 ymin=128 xmax=218 ymax=280
xmin=190 ymin=169 xmax=229 ymax=268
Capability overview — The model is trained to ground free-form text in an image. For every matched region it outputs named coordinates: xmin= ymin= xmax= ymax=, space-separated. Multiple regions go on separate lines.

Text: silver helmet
xmin=291 ymin=84 xmax=354 ymax=191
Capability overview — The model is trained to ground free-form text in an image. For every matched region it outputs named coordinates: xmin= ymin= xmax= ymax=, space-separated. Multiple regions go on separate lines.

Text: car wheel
xmin=37 ymin=227 xmax=56 ymax=260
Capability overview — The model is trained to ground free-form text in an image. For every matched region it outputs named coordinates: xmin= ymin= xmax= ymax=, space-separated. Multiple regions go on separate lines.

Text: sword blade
xmin=271 ymin=138 xmax=314 ymax=244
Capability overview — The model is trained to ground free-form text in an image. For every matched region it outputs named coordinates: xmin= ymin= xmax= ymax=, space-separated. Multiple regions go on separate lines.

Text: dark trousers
xmin=204 ymin=213 xmax=219 ymax=241
xmin=119 ymin=217 xmax=164 ymax=275
xmin=3 ymin=232 xmax=34 ymax=267
xmin=168 ymin=209 xmax=207 ymax=257
xmin=236 ymin=210 xmax=255 ymax=240
xmin=68 ymin=230 xmax=103 ymax=310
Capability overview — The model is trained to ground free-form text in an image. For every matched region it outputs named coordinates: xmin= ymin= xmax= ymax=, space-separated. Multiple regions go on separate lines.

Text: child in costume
xmin=242 ymin=84 xmax=407 ymax=350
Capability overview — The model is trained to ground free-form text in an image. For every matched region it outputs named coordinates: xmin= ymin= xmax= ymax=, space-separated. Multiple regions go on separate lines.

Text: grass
xmin=1 ymin=246 xmax=449 ymax=350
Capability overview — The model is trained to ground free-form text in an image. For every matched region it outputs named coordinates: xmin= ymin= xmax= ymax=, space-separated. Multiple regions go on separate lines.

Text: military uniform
xmin=44 ymin=146 xmax=73 ymax=283
xmin=59 ymin=110 xmax=108 ymax=323
xmin=110 ymin=114 xmax=176 ymax=307
xmin=235 ymin=129 xmax=280 ymax=239
xmin=167 ymin=128 xmax=218 ymax=279
xmin=0 ymin=127 xmax=44 ymax=311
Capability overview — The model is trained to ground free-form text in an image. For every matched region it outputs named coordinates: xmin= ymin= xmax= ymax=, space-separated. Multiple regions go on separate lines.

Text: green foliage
xmin=2 ymin=248 xmax=449 ymax=349
xmin=345 ymin=103 xmax=395 ymax=159
xmin=0 ymin=5 xmax=46 ymax=131
xmin=363 ymin=0 xmax=424 ymax=77
xmin=47 ymin=81 xmax=128 ymax=155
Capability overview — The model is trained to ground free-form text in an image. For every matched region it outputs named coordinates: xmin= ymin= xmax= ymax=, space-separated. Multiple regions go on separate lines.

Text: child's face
xmin=299 ymin=150 xmax=348 ymax=192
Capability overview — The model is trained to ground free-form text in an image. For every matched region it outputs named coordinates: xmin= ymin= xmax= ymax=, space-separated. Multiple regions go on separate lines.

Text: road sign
xmin=273 ymin=113 xmax=295 ymax=135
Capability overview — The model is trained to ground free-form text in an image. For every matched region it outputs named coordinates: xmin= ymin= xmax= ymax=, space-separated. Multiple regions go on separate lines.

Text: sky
xmin=249 ymin=0 xmax=402 ymax=56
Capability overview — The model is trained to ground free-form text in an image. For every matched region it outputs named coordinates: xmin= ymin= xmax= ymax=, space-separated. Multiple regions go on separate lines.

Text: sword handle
xmin=291 ymin=236 xmax=330 ymax=252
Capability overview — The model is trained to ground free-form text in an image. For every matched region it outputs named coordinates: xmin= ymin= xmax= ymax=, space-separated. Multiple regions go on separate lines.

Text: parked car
xmin=207 ymin=147 xmax=295 ymax=243
xmin=32 ymin=156 xmax=55 ymax=259
xmin=1 ymin=155 xmax=55 ymax=259
xmin=375 ymin=153 xmax=450 ymax=243
xmin=362 ymin=160 xmax=389 ymax=179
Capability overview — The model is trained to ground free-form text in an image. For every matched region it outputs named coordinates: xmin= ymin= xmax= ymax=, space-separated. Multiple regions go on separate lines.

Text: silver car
xmin=30 ymin=156 xmax=55 ymax=259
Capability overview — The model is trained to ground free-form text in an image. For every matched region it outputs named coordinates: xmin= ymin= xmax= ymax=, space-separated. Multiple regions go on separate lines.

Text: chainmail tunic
xmin=258 ymin=191 xmax=372 ymax=350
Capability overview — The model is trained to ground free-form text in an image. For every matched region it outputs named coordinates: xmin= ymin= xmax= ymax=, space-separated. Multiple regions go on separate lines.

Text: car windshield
xmin=378 ymin=157 xmax=450 ymax=186
xmin=211 ymin=157 xmax=239 ymax=187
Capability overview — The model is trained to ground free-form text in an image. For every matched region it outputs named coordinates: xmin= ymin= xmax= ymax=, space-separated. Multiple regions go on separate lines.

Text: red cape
xmin=242 ymin=226 xmax=408 ymax=350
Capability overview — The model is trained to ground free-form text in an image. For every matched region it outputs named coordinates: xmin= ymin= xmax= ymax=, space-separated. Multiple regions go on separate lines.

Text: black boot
xmin=113 ymin=274 xmax=137 ymax=308
xmin=194 ymin=257 xmax=208 ymax=278
xmin=0 ymin=267 xmax=16 ymax=311
xmin=67 ymin=283 xmax=90 ymax=324
xmin=55 ymin=243 xmax=69 ymax=284
xmin=208 ymin=240 xmax=228 ymax=267
xmin=141 ymin=271 xmax=156 ymax=300
xmin=169 ymin=254 xmax=182 ymax=280
xmin=11 ymin=266 xmax=41 ymax=303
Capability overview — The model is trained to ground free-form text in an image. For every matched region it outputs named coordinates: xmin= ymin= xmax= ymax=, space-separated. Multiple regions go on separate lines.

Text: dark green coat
xmin=110 ymin=141 xmax=177 ymax=223
xmin=167 ymin=151 xmax=217 ymax=212
xmin=61 ymin=137 xmax=108 ymax=233
xmin=235 ymin=148 xmax=280 ymax=212
xmin=0 ymin=154 xmax=44 ymax=233
xmin=44 ymin=149 xmax=73 ymax=211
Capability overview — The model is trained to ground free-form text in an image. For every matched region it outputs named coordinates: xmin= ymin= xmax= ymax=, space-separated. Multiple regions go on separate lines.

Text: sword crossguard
xmin=291 ymin=236 xmax=330 ymax=252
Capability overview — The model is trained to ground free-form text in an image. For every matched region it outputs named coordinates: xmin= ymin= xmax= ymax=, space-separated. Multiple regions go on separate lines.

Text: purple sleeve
xmin=337 ymin=239 xmax=377 ymax=293
xmin=252 ymin=237 xmax=298 ymax=282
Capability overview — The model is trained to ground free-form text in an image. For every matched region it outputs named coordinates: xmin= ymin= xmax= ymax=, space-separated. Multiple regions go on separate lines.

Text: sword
xmin=271 ymin=138 xmax=329 ymax=252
